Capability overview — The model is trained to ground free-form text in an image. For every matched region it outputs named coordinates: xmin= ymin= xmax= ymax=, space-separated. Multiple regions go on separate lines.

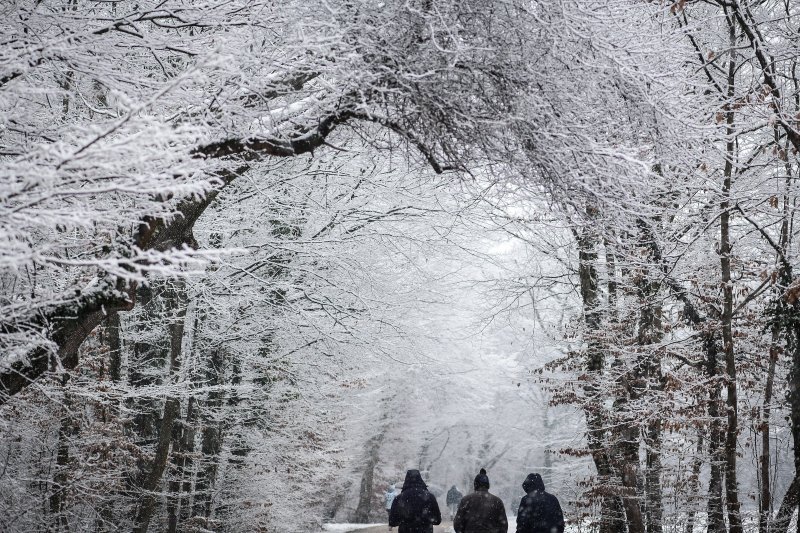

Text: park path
xmin=343 ymin=521 xmax=454 ymax=533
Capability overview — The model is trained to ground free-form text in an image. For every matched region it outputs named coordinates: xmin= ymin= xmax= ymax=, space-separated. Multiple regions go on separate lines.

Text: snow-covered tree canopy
xmin=2 ymin=0 xmax=800 ymax=532
xmin=0 ymin=0 xmax=531 ymax=400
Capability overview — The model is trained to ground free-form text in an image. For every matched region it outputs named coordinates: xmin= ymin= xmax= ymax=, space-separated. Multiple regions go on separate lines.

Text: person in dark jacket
xmin=516 ymin=473 xmax=564 ymax=533
xmin=447 ymin=485 xmax=464 ymax=520
xmin=386 ymin=484 xmax=398 ymax=529
xmin=389 ymin=469 xmax=442 ymax=533
xmin=453 ymin=468 xmax=508 ymax=533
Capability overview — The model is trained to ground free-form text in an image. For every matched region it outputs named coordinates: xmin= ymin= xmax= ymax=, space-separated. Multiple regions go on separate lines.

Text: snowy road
xmin=322 ymin=521 xmax=455 ymax=533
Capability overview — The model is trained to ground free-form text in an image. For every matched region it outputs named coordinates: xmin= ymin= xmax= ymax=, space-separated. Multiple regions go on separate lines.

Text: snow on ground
xmin=321 ymin=524 xmax=383 ymax=532
xmin=321 ymin=522 xmax=457 ymax=533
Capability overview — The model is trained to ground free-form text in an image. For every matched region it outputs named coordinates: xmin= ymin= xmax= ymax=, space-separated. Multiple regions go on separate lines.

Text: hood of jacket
xmin=402 ymin=469 xmax=427 ymax=490
xmin=522 ymin=473 xmax=545 ymax=493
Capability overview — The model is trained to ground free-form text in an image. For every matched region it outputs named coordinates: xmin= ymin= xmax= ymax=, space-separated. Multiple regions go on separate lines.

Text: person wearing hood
xmin=388 ymin=469 xmax=442 ymax=533
xmin=447 ymin=485 xmax=464 ymax=520
xmin=516 ymin=473 xmax=564 ymax=533
xmin=453 ymin=468 xmax=508 ymax=533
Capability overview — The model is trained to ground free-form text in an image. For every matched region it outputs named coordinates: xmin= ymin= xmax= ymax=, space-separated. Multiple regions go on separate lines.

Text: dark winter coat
xmin=388 ymin=470 xmax=442 ymax=533
xmin=447 ymin=486 xmax=464 ymax=506
xmin=515 ymin=474 xmax=564 ymax=533
xmin=453 ymin=488 xmax=508 ymax=533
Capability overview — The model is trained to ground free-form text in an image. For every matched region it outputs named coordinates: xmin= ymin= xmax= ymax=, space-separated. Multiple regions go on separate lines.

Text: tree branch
xmin=0 ymin=101 xmax=455 ymax=403
xmin=733 ymin=203 xmax=791 ymax=273
xmin=351 ymin=113 xmax=457 ymax=174
xmin=730 ymin=1 xmax=800 ymax=153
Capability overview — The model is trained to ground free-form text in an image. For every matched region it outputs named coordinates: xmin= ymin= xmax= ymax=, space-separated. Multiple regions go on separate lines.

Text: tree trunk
xmin=353 ymin=431 xmax=385 ymax=523
xmin=48 ymin=379 xmax=73 ymax=532
xmin=685 ymin=432 xmax=704 ymax=533
xmin=193 ymin=415 xmax=223 ymax=520
xmin=167 ymin=397 xmax=196 ymax=533
xmin=636 ymin=220 xmax=664 ymax=533
xmin=543 ymin=408 xmax=554 ymax=489
xmin=612 ymin=378 xmax=645 ymax=533
xmin=706 ymin=333 xmax=726 ymax=533
xmin=789 ymin=314 xmax=800 ymax=533
xmin=105 ymin=310 xmax=122 ymax=383
xmin=772 ymin=475 xmax=800 ymax=533
xmin=95 ymin=312 xmax=124 ymax=531
xmin=763 ymin=124 xmax=794 ymax=533
xmin=620 ymin=461 xmax=645 ymax=533
xmin=179 ymin=397 xmax=198 ymax=526
xmin=577 ymin=231 xmax=625 ymax=533
xmin=132 ymin=278 xmax=188 ymax=533
xmin=760 ymin=326 xmax=780 ymax=533
xmin=133 ymin=398 xmax=182 ymax=533
xmin=192 ymin=346 xmax=225 ymax=521
xmin=645 ymin=405 xmax=664 ymax=533
xmin=128 ymin=283 xmax=168 ymax=445
xmin=720 ymin=13 xmax=743 ymax=533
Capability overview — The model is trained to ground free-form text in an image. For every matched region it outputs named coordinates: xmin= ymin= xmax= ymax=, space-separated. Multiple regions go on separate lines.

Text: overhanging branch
xmin=351 ymin=112 xmax=457 ymax=174
xmin=0 ymin=102 xmax=458 ymax=403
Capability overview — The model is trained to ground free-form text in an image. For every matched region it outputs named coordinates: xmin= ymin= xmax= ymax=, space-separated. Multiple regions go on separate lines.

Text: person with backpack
xmin=388 ymin=469 xmax=442 ymax=533
xmin=447 ymin=485 xmax=464 ymax=520
xmin=453 ymin=468 xmax=508 ymax=533
xmin=515 ymin=473 xmax=564 ymax=533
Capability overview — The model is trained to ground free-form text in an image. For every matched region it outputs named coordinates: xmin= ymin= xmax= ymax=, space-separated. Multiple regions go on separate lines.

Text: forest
xmin=0 ymin=0 xmax=799 ymax=532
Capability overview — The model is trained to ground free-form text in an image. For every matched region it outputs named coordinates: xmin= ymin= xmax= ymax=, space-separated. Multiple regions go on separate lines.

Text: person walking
xmin=515 ymin=473 xmax=564 ymax=533
xmin=386 ymin=484 xmax=398 ymax=530
xmin=447 ymin=485 xmax=464 ymax=520
xmin=388 ymin=469 xmax=442 ymax=533
xmin=453 ymin=468 xmax=508 ymax=533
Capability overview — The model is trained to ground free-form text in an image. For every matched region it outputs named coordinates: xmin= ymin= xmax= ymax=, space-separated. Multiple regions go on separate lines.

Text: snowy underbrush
xmin=659 ymin=511 xmax=798 ymax=533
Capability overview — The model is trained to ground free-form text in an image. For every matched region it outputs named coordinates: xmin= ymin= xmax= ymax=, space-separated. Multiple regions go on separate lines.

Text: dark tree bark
xmin=128 ymin=283 xmax=168 ymax=444
xmin=577 ymin=231 xmax=626 ymax=533
xmin=167 ymin=397 xmax=196 ymax=533
xmin=716 ymin=7 xmax=800 ymax=525
xmin=685 ymin=431 xmax=704 ymax=533
xmin=0 ymin=285 xmax=133 ymax=405
xmin=760 ymin=326 xmax=780 ymax=533
xmin=719 ymin=14 xmax=743 ymax=533
xmin=192 ymin=346 xmax=225 ymax=521
xmin=624 ymin=219 xmax=724 ymax=533
xmin=133 ymin=397 xmax=182 ymax=533
xmin=353 ymin=430 xmax=386 ymax=523
xmin=104 ymin=311 xmax=122 ymax=383
xmin=787 ymin=308 xmax=800 ymax=533
xmin=772 ymin=475 xmax=800 ymax=533
xmin=48 ymin=378 xmax=74 ymax=532
xmin=95 ymin=312 xmax=124 ymax=531
xmin=762 ymin=124 xmax=794 ymax=533
xmin=611 ymin=374 xmax=645 ymax=533
xmin=636 ymin=220 xmax=665 ymax=533
xmin=705 ymin=333 xmax=726 ymax=533
xmin=644 ymin=390 xmax=664 ymax=533
xmin=132 ymin=278 xmax=188 ymax=533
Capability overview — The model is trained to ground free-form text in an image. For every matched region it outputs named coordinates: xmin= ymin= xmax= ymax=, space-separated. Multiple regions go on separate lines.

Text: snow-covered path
xmin=322 ymin=521 xmax=455 ymax=533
